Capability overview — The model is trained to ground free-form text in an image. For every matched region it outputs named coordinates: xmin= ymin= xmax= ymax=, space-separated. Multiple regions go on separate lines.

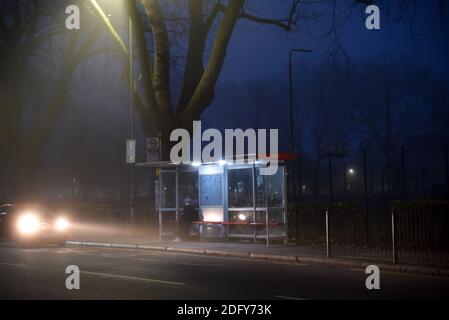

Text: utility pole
xmin=289 ymin=49 xmax=312 ymax=201
xmin=363 ymin=149 xmax=369 ymax=244
xmin=289 ymin=48 xmax=312 ymax=244
xmin=129 ymin=15 xmax=135 ymax=225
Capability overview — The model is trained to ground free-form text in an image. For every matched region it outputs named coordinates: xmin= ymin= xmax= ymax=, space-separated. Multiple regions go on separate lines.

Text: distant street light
xmin=346 ymin=167 xmax=356 ymax=197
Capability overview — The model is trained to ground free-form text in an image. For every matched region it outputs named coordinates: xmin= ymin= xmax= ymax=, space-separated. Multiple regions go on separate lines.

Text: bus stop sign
xmin=147 ymin=137 xmax=161 ymax=163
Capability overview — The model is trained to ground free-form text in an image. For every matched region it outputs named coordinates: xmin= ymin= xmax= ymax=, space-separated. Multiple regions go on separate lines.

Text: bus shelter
xmin=137 ymin=158 xmax=288 ymax=246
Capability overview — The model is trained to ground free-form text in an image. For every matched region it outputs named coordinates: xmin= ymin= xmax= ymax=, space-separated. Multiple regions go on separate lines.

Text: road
xmin=0 ymin=242 xmax=448 ymax=300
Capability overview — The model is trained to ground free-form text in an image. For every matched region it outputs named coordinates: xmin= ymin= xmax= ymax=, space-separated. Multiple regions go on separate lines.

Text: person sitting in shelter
xmin=180 ymin=196 xmax=199 ymax=240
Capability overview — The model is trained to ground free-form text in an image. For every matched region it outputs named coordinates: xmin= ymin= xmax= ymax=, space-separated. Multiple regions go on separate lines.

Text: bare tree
xmin=0 ymin=0 xmax=103 ymax=199
xmin=84 ymin=0 xmax=308 ymax=158
xmin=302 ymin=64 xmax=350 ymax=199
xmin=348 ymin=59 xmax=434 ymax=194
xmin=83 ymin=0 xmax=449 ymax=161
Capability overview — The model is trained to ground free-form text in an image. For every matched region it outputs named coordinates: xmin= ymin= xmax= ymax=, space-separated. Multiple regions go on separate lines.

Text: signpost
xmin=126 ymin=139 xmax=136 ymax=164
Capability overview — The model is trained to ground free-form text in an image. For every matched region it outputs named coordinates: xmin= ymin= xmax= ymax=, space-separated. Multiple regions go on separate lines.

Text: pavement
xmin=65 ymin=235 xmax=449 ymax=277
xmin=1 ymin=242 xmax=449 ymax=299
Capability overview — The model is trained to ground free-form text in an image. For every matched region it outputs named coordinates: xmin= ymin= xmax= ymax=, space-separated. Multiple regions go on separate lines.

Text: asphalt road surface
xmin=1 ymin=242 xmax=449 ymax=300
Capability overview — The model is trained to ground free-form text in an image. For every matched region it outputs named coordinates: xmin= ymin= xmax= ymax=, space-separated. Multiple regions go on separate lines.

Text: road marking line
xmin=0 ymin=262 xmax=30 ymax=268
xmin=274 ymin=295 xmax=308 ymax=300
xmin=81 ymin=271 xmax=185 ymax=286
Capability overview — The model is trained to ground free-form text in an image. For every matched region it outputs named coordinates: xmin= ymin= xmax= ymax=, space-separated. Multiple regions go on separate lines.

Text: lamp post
xmin=128 ymin=13 xmax=135 ymax=225
xmin=289 ymin=48 xmax=312 ymax=244
xmin=289 ymin=49 xmax=312 ymax=202
xmin=92 ymin=0 xmax=136 ymax=225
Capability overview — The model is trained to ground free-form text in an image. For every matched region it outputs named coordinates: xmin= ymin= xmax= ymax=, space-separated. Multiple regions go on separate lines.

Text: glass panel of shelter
xmin=158 ymin=167 xmax=199 ymax=240
xmin=158 ymin=169 xmax=177 ymax=239
xmin=266 ymin=167 xmax=287 ymax=240
xmin=226 ymin=164 xmax=287 ymax=244
xmin=157 ymin=163 xmax=286 ymax=244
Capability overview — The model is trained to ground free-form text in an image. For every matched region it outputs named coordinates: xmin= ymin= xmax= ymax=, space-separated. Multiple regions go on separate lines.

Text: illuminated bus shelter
xmin=137 ymin=156 xmax=288 ymax=246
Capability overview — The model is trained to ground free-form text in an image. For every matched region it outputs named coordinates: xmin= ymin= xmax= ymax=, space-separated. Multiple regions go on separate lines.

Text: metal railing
xmin=295 ymin=203 xmax=449 ymax=264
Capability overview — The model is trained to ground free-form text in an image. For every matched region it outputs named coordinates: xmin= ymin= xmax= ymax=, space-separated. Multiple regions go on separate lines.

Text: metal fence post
xmin=391 ymin=209 xmax=397 ymax=264
xmin=326 ymin=208 xmax=331 ymax=258
xmin=363 ymin=149 xmax=369 ymax=244
xmin=158 ymin=172 xmax=162 ymax=242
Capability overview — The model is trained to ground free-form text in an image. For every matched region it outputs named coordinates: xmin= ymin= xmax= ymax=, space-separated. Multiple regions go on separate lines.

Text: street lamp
xmin=127 ymin=4 xmax=135 ymax=225
xmin=289 ymin=48 xmax=312 ymax=245
xmin=288 ymin=48 xmax=312 ymax=202
xmin=89 ymin=1 xmax=136 ymax=224
xmin=128 ymin=11 xmax=136 ymax=224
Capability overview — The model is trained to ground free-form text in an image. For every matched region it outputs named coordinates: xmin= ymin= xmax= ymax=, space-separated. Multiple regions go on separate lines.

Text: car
xmin=0 ymin=204 xmax=70 ymax=247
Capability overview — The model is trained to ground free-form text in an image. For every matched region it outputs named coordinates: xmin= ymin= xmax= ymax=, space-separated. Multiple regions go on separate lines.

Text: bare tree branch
xmin=140 ymin=0 xmax=172 ymax=113
xmin=238 ymin=0 xmax=300 ymax=31
xmin=177 ymin=0 xmax=210 ymax=113
xmin=182 ymin=0 xmax=245 ymax=122
xmin=204 ymin=1 xmax=225 ymax=31
xmin=83 ymin=0 xmax=157 ymax=137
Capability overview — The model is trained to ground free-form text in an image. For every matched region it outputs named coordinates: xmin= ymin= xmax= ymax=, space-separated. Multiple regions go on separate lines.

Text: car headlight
xmin=55 ymin=217 xmax=69 ymax=231
xmin=17 ymin=213 xmax=40 ymax=234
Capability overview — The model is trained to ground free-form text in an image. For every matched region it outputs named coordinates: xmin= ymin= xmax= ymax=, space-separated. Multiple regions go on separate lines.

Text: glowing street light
xmin=88 ymin=0 xmax=136 ymax=225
